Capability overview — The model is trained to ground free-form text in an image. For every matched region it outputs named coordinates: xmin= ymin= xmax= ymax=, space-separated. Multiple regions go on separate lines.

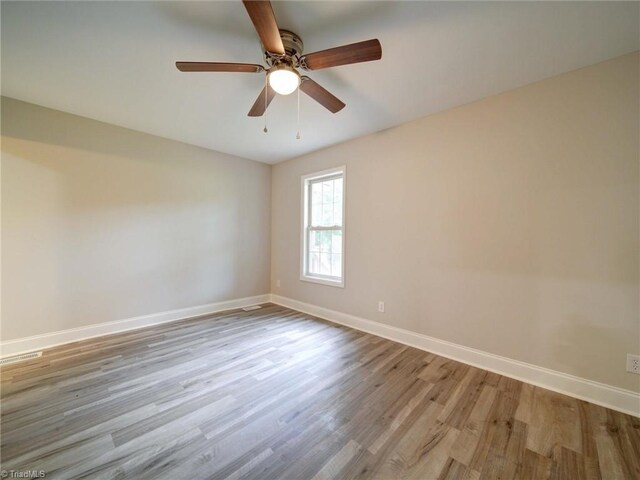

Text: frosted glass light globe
xmin=268 ymin=67 xmax=300 ymax=95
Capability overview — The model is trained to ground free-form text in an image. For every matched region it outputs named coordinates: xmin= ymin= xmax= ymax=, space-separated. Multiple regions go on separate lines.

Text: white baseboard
xmin=3 ymin=292 xmax=637 ymax=417
xmin=270 ymin=294 xmax=640 ymax=418
xmin=0 ymin=294 xmax=271 ymax=358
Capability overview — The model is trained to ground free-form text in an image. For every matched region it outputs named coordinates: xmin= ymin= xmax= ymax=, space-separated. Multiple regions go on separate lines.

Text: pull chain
xmin=263 ymin=74 xmax=268 ymax=134
xmin=296 ymin=84 xmax=301 ymax=140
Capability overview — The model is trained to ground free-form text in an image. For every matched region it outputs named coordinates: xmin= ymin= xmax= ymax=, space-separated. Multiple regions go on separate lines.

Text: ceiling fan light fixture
xmin=268 ymin=65 xmax=300 ymax=95
xmin=177 ymin=1 xmax=383 ymax=117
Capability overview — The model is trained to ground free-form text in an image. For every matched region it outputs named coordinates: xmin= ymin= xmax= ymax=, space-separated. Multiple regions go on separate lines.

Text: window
xmin=301 ymin=166 xmax=345 ymax=287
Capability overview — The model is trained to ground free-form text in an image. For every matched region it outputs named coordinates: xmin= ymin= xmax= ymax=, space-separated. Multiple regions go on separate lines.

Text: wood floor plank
xmin=1 ymin=304 xmax=638 ymax=479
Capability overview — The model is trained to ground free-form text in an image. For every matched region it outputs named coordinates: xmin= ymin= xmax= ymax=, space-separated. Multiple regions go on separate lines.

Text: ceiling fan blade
xmin=301 ymin=39 xmax=382 ymax=70
xmin=242 ymin=0 xmax=285 ymax=55
xmin=248 ymin=84 xmax=277 ymax=117
xmin=300 ymin=76 xmax=345 ymax=113
xmin=176 ymin=62 xmax=264 ymax=73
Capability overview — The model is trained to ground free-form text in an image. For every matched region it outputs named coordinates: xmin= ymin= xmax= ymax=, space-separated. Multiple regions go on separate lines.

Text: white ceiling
xmin=2 ymin=1 xmax=638 ymax=164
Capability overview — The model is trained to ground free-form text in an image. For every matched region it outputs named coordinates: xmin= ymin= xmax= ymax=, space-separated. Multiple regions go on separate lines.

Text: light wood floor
xmin=1 ymin=304 xmax=638 ymax=479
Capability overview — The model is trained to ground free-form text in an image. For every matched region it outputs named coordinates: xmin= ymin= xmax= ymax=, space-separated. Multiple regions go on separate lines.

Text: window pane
xmin=309 ymin=252 xmax=320 ymax=274
xmin=322 ymin=203 xmax=333 ymax=226
xmin=319 ymin=230 xmax=331 ymax=253
xmin=312 ymin=182 xmax=322 ymax=205
xmin=309 ymin=230 xmax=321 ymax=253
xmin=322 ymin=181 xmax=333 ymax=204
xmin=333 ymin=203 xmax=342 ymax=226
xmin=331 ymin=230 xmax=342 ymax=254
xmin=310 ymin=177 xmax=344 ymax=228
xmin=319 ymin=252 xmax=331 ymax=275
xmin=311 ymin=198 xmax=321 ymax=225
xmin=331 ymin=253 xmax=342 ymax=277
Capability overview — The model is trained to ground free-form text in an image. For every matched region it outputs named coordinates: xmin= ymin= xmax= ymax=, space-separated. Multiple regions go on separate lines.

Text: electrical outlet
xmin=378 ymin=301 xmax=385 ymax=313
xmin=276 ymin=279 xmax=281 ymax=288
xmin=627 ymin=354 xmax=640 ymax=375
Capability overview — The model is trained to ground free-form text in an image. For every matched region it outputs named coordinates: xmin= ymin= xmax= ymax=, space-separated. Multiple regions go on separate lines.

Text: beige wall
xmin=272 ymin=53 xmax=640 ymax=392
xmin=1 ymin=97 xmax=271 ymax=341
xmin=2 ymin=53 xmax=638 ymax=392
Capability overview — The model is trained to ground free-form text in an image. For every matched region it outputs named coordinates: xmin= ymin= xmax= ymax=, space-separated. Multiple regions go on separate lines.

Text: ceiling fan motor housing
xmin=264 ymin=30 xmax=304 ymax=67
xmin=280 ymin=30 xmax=304 ymax=57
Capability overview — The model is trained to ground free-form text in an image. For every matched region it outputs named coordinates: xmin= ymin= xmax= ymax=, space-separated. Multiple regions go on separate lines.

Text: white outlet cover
xmin=627 ymin=354 xmax=640 ymax=375
xmin=378 ymin=301 xmax=385 ymax=313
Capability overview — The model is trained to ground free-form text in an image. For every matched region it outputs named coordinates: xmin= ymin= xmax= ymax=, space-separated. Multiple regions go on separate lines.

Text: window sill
xmin=300 ymin=274 xmax=344 ymax=288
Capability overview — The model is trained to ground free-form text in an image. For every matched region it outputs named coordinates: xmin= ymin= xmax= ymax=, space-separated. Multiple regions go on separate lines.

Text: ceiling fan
xmin=175 ymin=0 xmax=382 ymax=117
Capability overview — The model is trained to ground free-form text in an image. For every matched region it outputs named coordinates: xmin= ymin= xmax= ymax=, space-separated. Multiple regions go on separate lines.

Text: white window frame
xmin=300 ymin=166 xmax=346 ymax=288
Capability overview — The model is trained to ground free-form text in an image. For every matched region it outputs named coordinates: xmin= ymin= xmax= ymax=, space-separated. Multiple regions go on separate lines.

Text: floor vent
xmin=0 ymin=351 xmax=43 ymax=366
xmin=242 ymin=305 xmax=262 ymax=312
